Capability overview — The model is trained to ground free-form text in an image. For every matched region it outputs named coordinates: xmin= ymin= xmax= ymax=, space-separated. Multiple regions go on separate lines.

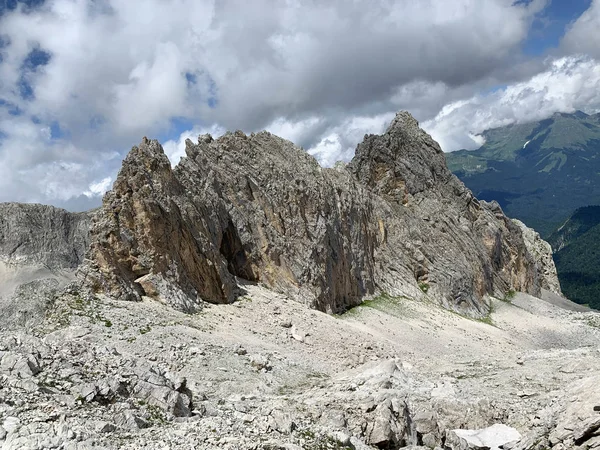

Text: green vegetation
xmin=446 ymin=111 xmax=600 ymax=237
xmin=548 ymin=206 xmax=600 ymax=310
xmin=146 ymin=404 xmax=167 ymax=425
xmin=296 ymin=428 xmax=353 ymax=450
xmin=139 ymin=325 xmax=152 ymax=335
xmin=45 ymin=293 xmax=115 ymax=331
xmin=476 ymin=314 xmax=494 ymax=326
xmin=340 ymin=293 xmax=413 ymax=319
xmin=418 ymin=282 xmax=430 ymax=293
xmin=447 ymin=111 xmax=600 ymax=310
xmin=502 ymin=290 xmax=516 ymax=303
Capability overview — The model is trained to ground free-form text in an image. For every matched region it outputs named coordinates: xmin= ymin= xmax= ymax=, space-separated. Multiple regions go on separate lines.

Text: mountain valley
xmin=447 ymin=111 xmax=600 ymax=309
xmin=446 ymin=111 xmax=600 ymax=237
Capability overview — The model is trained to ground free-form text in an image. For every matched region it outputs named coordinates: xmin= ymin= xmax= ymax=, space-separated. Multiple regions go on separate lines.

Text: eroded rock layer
xmin=0 ymin=203 xmax=92 ymax=329
xmin=0 ymin=203 xmax=90 ymax=270
xmin=82 ymin=112 xmax=559 ymax=315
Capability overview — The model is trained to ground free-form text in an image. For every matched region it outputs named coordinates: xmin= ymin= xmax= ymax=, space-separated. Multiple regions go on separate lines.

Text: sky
xmin=1 ymin=0 xmax=600 ymax=211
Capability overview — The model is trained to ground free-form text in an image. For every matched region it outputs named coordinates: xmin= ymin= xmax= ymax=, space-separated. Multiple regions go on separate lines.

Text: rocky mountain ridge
xmin=0 ymin=111 xmax=583 ymax=450
xmin=0 ymin=203 xmax=90 ymax=270
xmin=0 ymin=203 xmax=92 ymax=330
xmin=80 ymin=111 xmax=558 ymax=317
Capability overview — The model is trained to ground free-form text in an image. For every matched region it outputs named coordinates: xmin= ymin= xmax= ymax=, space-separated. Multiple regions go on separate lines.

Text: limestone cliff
xmin=0 ymin=203 xmax=90 ymax=269
xmin=0 ymin=203 xmax=92 ymax=328
xmin=81 ymin=112 xmax=557 ymax=316
xmin=513 ymin=219 xmax=562 ymax=296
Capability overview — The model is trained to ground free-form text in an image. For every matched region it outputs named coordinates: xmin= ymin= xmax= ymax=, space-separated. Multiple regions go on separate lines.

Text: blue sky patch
xmin=50 ymin=121 xmax=68 ymax=140
xmin=0 ymin=98 xmax=22 ymax=115
xmin=185 ymin=72 xmax=197 ymax=86
xmin=158 ymin=116 xmax=197 ymax=143
xmin=18 ymin=47 xmax=51 ymax=100
xmin=0 ymin=0 xmax=45 ymax=15
xmin=523 ymin=0 xmax=592 ymax=55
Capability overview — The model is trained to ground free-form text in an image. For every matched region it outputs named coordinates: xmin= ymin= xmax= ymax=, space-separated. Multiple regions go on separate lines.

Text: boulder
xmin=445 ymin=424 xmax=521 ymax=450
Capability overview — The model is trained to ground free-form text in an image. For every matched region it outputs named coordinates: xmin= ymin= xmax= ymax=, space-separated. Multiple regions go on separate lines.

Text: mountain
xmin=547 ymin=205 xmax=600 ymax=309
xmin=0 ymin=203 xmax=91 ymax=329
xmin=4 ymin=112 xmax=597 ymax=450
xmin=446 ymin=111 xmax=600 ymax=237
xmin=80 ymin=112 xmax=557 ymax=318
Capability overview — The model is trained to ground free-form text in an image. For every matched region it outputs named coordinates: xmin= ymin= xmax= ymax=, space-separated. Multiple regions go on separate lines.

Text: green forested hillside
xmin=548 ymin=206 xmax=600 ymax=309
xmin=446 ymin=111 xmax=600 ymax=237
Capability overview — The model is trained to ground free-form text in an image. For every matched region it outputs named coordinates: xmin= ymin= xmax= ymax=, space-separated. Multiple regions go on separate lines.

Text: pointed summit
xmin=81 ymin=112 xmax=555 ymax=316
xmin=386 ymin=111 xmax=420 ymax=134
xmin=349 ymin=111 xmax=450 ymax=201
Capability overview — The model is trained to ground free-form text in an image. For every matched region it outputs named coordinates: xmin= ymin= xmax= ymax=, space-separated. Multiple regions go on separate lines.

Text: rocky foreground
xmin=1 ymin=286 xmax=599 ymax=449
xmin=0 ymin=112 xmax=597 ymax=449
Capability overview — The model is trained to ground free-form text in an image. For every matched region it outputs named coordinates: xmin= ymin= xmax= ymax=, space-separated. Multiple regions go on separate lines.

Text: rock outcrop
xmin=446 ymin=424 xmax=521 ymax=450
xmin=513 ymin=219 xmax=562 ymax=296
xmin=82 ymin=112 xmax=554 ymax=315
xmin=0 ymin=203 xmax=91 ymax=329
xmin=0 ymin=203 xmax=90 ymax=270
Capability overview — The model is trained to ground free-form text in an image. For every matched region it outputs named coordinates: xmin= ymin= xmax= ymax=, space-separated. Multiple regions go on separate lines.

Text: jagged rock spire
xmin=80 ymin=112 xmax=556 ymax=316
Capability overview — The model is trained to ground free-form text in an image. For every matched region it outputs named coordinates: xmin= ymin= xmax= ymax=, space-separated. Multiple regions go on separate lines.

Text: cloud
xmin=83 ymin=177 xmax=112 ymax=199
xmin=162 ymin=124 xmax=226 ymax=166
xmin=561 ymin=0 xmax=600 ymax=59
xmin=421 ymin=56 xmax=600 ymax=151
xmin=306 ymin=113 xmax=396 ymax=166
xmin=0 ymin=0 xmax=588 ymax=207
xmin=0 ymin=113 xmax=119 ymax=207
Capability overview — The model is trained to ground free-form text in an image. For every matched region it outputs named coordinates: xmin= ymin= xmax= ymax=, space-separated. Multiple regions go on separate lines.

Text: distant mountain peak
xmin=446 ymin=110 xmax=600 ymax=237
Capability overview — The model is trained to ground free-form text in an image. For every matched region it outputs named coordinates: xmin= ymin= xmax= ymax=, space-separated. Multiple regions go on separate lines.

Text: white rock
xmin=446 ymin=424 xmax=522 ymax=450
xmin=2 ymin=417 xmax=20 ymax=434
xmin=290 ymin=325 xmax=306 ymax=342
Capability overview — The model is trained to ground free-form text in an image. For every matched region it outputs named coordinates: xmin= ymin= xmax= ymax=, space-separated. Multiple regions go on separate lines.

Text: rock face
xmin=348 ymin=112 xmax=542 ymax=313
xmin=513 ymin=219 xmax=562 ymax=296
xmin=0 ymin=203 xmax=90 ymax=270
xmin=82 ymin=112 xmax=554 ymax=316
xmin=0 ymin=203 xmax=91 ymax=329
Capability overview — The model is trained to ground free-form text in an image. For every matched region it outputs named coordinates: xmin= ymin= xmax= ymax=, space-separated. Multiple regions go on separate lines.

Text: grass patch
xmin=476 ymin=314 xmax=494 ymax=326
xmin=338 ymin=293 xmax=413 ymax=319
xmin=43 ymin=293 xmax=115 ymax=332
xmin=296 ymin=428 xmax=353 ymax=449
xmin=501 ymin=289 xmax=516 ymax=303
xmin=146 ymin=404 xmax=167 ymax=425
xmin=418 ymin=282 xmax=430 ymax=293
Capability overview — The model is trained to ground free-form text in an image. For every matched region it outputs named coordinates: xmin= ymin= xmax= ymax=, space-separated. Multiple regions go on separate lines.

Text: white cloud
xmin=265 ymin=117 xmax=321 ymax=147
xmin=422 ymin=56 xmax=600 ymax=151
xmin=306 ymin=112 xmax=395 ymax=166
xmin=0 ymin=0 xmax=593 ymax=206
xmin=309 ymin=134 xmax=343 ymax=167
xmin=162 ymin=124 xmax=226 ymax=166
xmin=83 ymin=177 xmax=113 ymax=198
xmin=561 ymin=0 xmax=600 ymax=59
